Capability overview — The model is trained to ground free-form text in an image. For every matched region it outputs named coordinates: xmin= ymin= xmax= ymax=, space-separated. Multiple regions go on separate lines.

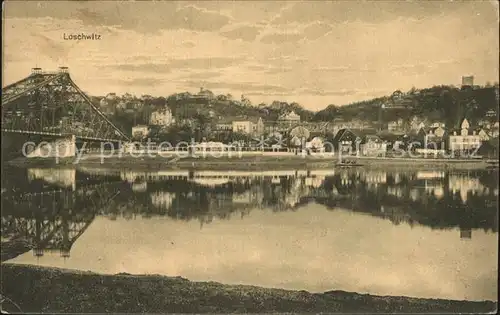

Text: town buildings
xmin=232 ymin=117 xmax=264 ymax=136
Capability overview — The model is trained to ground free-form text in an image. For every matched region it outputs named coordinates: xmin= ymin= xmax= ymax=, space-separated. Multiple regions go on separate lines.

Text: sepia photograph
xmin=1 ymin=0 xmax=498 ymax=313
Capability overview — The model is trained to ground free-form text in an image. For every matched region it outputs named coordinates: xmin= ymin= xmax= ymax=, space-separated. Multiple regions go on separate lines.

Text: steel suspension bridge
xmin=1 ymin=67 xmax=130 ymax=143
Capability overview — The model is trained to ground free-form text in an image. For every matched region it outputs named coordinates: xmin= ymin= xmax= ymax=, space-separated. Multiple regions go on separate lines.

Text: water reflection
xmin=1 ymin=166 xmax=498 ymax=301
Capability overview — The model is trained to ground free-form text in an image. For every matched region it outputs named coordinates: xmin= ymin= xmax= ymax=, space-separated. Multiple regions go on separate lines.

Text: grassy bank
xmin=0 ymin=264 xmax=496 ymax=313
xmin=6 ymin=155 xmax=497 ymax=171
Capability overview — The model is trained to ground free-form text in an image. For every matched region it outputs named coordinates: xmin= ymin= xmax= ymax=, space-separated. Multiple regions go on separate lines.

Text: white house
xmin=232 ymin=117 xmax=264 ymax=135
xmin=424 ymin=126 xmax=447 ymax=146
xmin=360 ymin=135 xmax=387 ymax=156
xmin=278 ymin=111 xmax=301 ymax=122
xmin=150 ymin=107 xmax=175 ymax=126
xmin=306 ymin=137 xmax=325 ymax=152
xmin=448 ymin=118 xmax=482 ymax=151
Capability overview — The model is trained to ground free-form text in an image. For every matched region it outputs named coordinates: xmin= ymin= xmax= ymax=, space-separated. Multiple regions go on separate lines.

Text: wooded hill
xmin=98 ymin=84 xmax=498 ymax=135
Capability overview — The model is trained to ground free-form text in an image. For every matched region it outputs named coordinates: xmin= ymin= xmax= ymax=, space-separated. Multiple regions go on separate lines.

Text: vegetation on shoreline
xmin=1 ymin=264 xmax=496 ymax=313
xmin=6 ymin=154 xmax=497 ymax=172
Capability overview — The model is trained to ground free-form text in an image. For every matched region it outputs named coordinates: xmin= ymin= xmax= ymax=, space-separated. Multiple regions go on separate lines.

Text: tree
xmin=241 ymin=94 xmax=252 ymax=107
xmin=192 ymin=112 xmax=215 ymax=141
xmin=230 ymin=131 xmax=250 ymax=144
xmin=440 ymin=90 xmax=461 ymax=129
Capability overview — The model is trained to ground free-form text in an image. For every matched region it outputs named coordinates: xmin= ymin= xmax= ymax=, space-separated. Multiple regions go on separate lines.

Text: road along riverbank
xmin=0 ymin=263 xmax=496 ymax=313
xmin=6 ymin=154 xmax=498 ymax=171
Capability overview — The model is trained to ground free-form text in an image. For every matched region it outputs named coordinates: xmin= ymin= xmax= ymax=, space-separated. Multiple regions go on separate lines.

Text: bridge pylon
xmin=2 ymin=68 xmax=130 ymax=143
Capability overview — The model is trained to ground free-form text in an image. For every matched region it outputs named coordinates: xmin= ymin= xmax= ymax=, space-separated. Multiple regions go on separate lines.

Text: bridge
xmin=1 ymin=67 xmax=130 ymax=157
xmin=1 ymin=180 xmax=125 ymax=258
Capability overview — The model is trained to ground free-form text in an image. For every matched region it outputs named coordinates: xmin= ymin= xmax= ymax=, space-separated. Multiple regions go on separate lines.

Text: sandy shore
xmin=0 ymin=263 xmax=496 ymax=313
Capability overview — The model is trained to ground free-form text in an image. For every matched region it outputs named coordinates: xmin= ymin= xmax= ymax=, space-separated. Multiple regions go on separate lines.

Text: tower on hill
xmin=461 ymin=75 xmax=474 ymax=87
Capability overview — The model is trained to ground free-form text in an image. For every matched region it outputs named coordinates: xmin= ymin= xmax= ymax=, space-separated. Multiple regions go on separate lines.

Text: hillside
xmin=313 ymin=85 xmax=498 ymax=128
xmin=98 ymin=85 xmax=498 ymax=137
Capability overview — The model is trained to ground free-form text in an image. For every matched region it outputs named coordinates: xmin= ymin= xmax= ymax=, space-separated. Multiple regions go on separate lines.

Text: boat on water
xmin=336 ymin=160 xmax=364 ymax=167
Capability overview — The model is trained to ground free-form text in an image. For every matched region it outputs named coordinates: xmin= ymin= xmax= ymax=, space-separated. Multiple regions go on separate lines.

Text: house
xmin=331 ymin=128 xmax=377 ymax=153
xmin=391 ymin=90 xmax=404 ymax=100
xmin=424 ymin=126 xmax=447 ymax=148
xmin=378 ymin=133 xmax=409 ymax=150
xmin=132 ymin=125 xmax=149 ymax=139
xmin=476 ymin=128 xmax=491 ymax=141
xmin=197 ymin=87 xmax=215 ymax=100
xmin=189 ymin=87 xmax=215 ymax=102
xmin=264 ymin=121 xmax=280 ymax=134
xmin=105 ymin=93 xmax=117 ymax=100
xmin=448 ymin=118 xmax=482 ymax=152
xmin=429 ymin=122 xmax=446 ymax=128
xmin=409 ymin=116 xmax=428 ymax=131
xmin=359 ymin=135 xmax=387 ymax=156
xmin=301 ymin=122 xmax=333 ymax=134
xmin=215 ymin=117 xmax=234 ymax=132
xmin=332 ymin=128 xmax=359 ymax=152
xmin=150 ymin=107 xmax=175 ymax=127
xmin=174 ymin=92 xmax=192 ymax=101
xmin=232 ymin=117 xmax=264 ymax=136
xmin=387 ymin=118 xmax=404 ymax=132
xmin=278 ymin=110 xmax=301 ymax=122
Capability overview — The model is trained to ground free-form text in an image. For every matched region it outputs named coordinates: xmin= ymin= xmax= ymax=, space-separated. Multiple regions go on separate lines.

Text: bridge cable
xmin=1 ymin=74 xmax=65 ymax=106
xmin=66 ymin=78 xmax=130 ymax=141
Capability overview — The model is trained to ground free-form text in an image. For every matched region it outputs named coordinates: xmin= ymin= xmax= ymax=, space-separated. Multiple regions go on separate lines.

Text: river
xmin=1 ymin=165 xmax=498 ymax=302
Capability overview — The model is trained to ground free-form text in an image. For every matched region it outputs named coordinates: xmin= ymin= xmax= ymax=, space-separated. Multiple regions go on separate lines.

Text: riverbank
xmin=0 ymin=263 xmax=496 ymax=313
xmin=6 ymin=155 xmax=498 ymax=171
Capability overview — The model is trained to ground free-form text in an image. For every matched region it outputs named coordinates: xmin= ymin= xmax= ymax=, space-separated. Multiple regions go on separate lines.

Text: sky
xmin=2 ymin=0 xmax=499 ymax=111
